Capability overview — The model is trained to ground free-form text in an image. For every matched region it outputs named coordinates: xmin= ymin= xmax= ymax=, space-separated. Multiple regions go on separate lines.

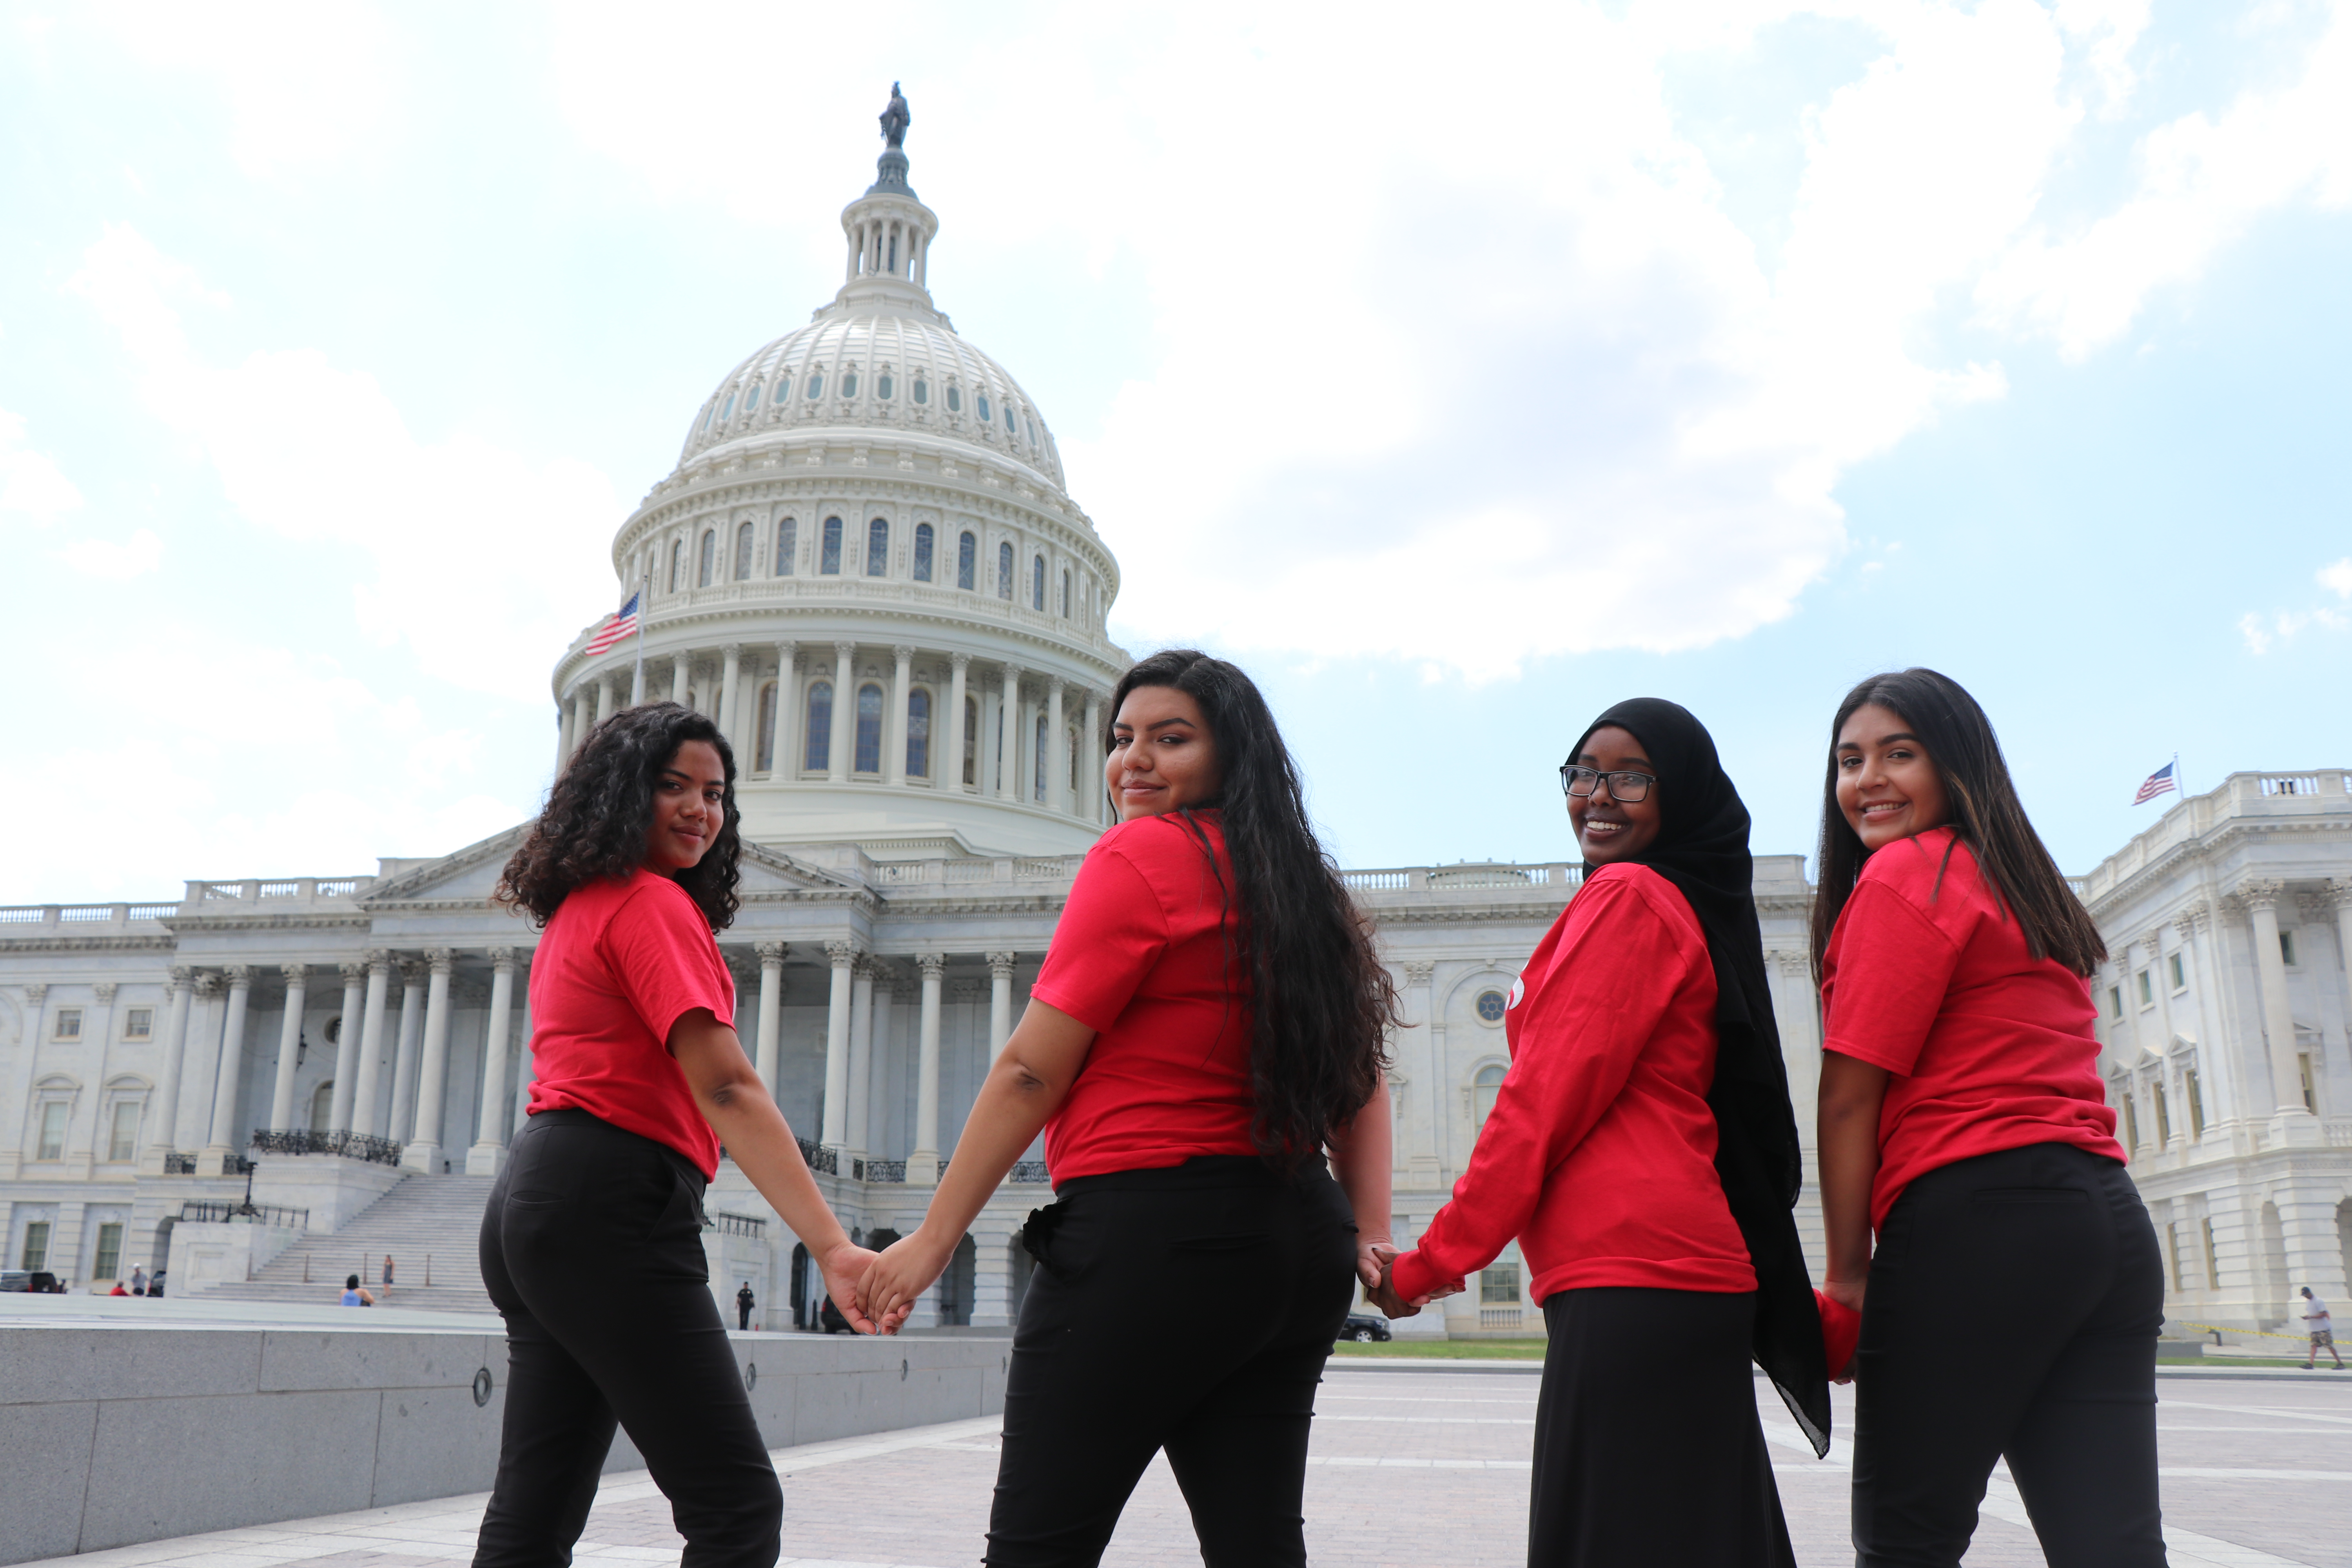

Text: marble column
xmin=595 ymin=675 xmax=615 ymax=725
xmin=468 ymin=948 xmax=518 ymax=1175
xmin=1082 ymin=690 xmax=1103 ymax=822
xmin=886 ymin=645 xmax=915 ymax=786
xmin=511 ymin=999 xmax=536 ymax=1135
xmin=204 ymin=965 xmax=253 ymax=1160
xmin=1046 ymin=678 xmax=1067 ymax=815
xmin=988 ymin=952 xmax=1016 ymax=1055
xmin=671 ymin=653 xmax=691 ymax=707
xmin=911 ymin=953 xmax=944 ymax=1183
xmin=569 ymin=690 xmax=593 ymax=757
xmin=946 ymin=654 xmax=971 ymax=793
xmin=402 ymin=949 xmax=456 ymax=1171
xmin=2147 ymin=926 xmax=2182 ymax=1149
xmin=177 ymin=976 xmax=220 ymax=1154
xmin=2238 ymin=880 xmax=2308 ymax=1114
xmin=828 ymin=642 xmax=856 ymax=783
xmin=754 ymin=943 xmax=787 ymax=1093
xmin=719 ymin=644 xmax=743 ymax=749
xmin=773 ymin=641 xmax=798 ymax=778
xmin=821 ymin=941 xmax=855 ymax=1150
xmin=387 ymin=960 xmax=426 ymax=1145
xmin=269 ymin=965 xmax=307 ymax=1132
xmin=329 ymin=962 xmax=366 ymax=1133
xmin=351 ymin=951 xmax=394 ymax=1139
xmin=146 ymin=967 xmax=194 ymax=1159
xmin=846 ymin=961 xmax=876 ymax=1160
xmin=996 ymin=667 xmax=1023 ymax=802
xmin=557 ymin=701 xmax=575 ymax=773
xmin=7 ymin=983 xmax=47 ymax=1178
xmin=1401 ymin=962 xmax=1441 ymax=1178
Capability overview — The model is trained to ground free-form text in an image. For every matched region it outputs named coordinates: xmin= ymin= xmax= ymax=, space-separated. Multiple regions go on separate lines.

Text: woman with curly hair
xmin=857 ymin=649 xmax=1399 ymax=1567
xmin=473 ymin=702 xmax=876 ymax=1568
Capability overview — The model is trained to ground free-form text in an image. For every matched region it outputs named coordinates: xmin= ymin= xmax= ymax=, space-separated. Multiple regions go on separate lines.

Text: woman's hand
xmin=1820 ymin=1277 xmax=1865 ymax=1315
xmin=857 ymin=1228 xmax=956 ymax=1332
xmin=817 ymin=1241 xmax=886 ymax=1335
xmin=1358 ymin=1239 xmax=1397 ymax=1294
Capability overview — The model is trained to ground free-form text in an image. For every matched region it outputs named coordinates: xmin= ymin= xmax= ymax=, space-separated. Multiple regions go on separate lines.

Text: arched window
xmin=946 ymin=383 xmax=962 ymax=413
xmin=913 ymin=377 xmax=929 ymax=405
xmin=997 ymin=541 xmax=1014 ymax=600
xmin=774 ymin=516 xmax=797 ymax=575
xmin=820 ymin=517 xmax=843 ymax=575
xmin=744 ymin=381 xmax=761 ymax=411
xmin=958 ymin=530 xmax=976 ymax=590
xmin=1474 ymin=1064 xmax=1506 ymax=1129
xmin=1033 ymin=712 xmax=1048 ymax=801
xmin=733 ymin=522 xmax=753 ymax=581
xmin=774 ymin=376 xmax=791 ymax=403
xmin=877 ymin=372 xmax=894 ymax=400
xmin=806 ymin=370 xmax=824 ymax=399
xmin=906 ymin=688 xmax=931 ymax=778
xmin=1060 ymin=569 xmax=1070 ymax=617
xmin=698 ymin=529 xmax=716 ymax=587
xmin=854 ymin=683 xmax=884 ymax=773
xmin=964 ymin=696 xmax=979 ymax=785
xmin=755 ymin=682 xmax=778 ymax=772
xmin=978 ymin=392 xmax=993 ymax=423
xmin=720 ymin=391 xmax=736 ymax=421
xmin=913 ymin=522 xmax=935 ymax=582
xmin=842 ymin=370 xmax=860 ymax=398
xmin=1068 ymin=726 xmax=1082 ymax=795
xmin=866 ymin=517 xmax=889 ymax=577
xmin=804 ymin=683 xmax=833 ymax=771
xmin=699 ymin=403 xmax=715 ymax=433
xmin=1031 ymin=555 xmax=1046 ymax=611
xmin=669 ymin=539 xmax=684 ymax=592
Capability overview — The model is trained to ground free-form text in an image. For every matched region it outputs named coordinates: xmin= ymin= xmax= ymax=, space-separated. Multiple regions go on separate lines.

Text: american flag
xmin=2132 ymin=760 xmax=2177 ymax=805
xmin=583 ymin=591 xmax=641 ymax=656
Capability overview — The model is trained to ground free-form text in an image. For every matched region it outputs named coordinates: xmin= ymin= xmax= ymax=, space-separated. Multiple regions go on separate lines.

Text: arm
xmin=1329 ymin=1078 xmax=1395 ymax=1293
xmin=670 ymin=1007 xmax=882 ymax=1334
xmin=857 ymin=998 xmax=1099 ymax=1327
xmin=1817 ymin=1049 xmax=1889 ymax=1319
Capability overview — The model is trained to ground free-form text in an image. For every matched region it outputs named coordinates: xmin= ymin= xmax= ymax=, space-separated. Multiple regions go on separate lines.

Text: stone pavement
xmin=25 ymin=1365 xmax=2352 ymax=1568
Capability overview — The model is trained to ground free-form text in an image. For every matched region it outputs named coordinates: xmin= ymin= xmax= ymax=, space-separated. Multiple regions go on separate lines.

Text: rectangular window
xmin=2167 ymin=954 xmax=2185 ymax=992
xmin=2280 ymin=930 xmax=2298 ymax=967
xmin=2121 ymin=1093 xmax=2139 ymax=1151
xmin=2164 ymin=1222 xmax=2185 ymax=1293
xmin=94 ymin=1222 xmax=123 ymax=1281
xmin=21 ymin=1221 xmax=50 ymax=1271
xmin=2299 ymin=1053 xmax=2316 ymax=1112
xmin=36 ymin=1102 xmax=68 ymax=1161
xmin=2135 ymin=971 xmax=2152 ymax=1008
xmin=108 ymin=1101 xmax=140 ymax=1161
xmin=2152 ymin=1083 xmax=2171 ymax=1145
xmin=123 ymin=1007 xmax=153 ymax=1040
xmin=2184 ymin=1067 xmax=2205 ymax=1137
xmin=2109 ymin=986 xmax=2123 ymax=1019
xmin=1479 ymin=1262 xmax=1521 ymax=1305
xmin=2200 ymin=1217 xmax=2221 ymax=1289
xmin=54 ymin=1008 xmax=82 ymax=1040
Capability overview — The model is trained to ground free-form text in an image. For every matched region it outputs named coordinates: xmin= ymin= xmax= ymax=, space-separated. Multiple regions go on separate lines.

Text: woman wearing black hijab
xmin=1377 ymin=699 xmax=1828 ymax=1566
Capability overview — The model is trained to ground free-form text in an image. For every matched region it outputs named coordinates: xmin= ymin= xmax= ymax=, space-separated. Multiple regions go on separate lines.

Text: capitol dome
xmin=550 ymin=102 xmax=1127 ymax=861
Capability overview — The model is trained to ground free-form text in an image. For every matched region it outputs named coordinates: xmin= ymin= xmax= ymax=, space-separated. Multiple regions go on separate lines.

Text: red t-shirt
xmin=1027 ymin=811 xmax=1262 ymax=1181
xmin=525 ymin=867 xmax=734 ymax=1178
xmin=1820 ymin=827 xmax=2123 ymax=1230
xmin=1390 ymin=862 xmax=1756 ymax=1306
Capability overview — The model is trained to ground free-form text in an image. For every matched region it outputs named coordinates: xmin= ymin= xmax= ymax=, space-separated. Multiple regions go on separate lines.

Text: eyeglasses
xmin=1559 ymin=765 xmax=1655 ymax=803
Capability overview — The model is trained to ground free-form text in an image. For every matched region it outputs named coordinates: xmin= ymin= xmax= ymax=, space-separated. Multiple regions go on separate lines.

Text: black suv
xmin=1336 ymin=1312 xmax=1391 ymax=1343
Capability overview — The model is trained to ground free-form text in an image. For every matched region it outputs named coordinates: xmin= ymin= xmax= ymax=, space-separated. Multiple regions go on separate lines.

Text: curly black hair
xmin=1109 ymin=650 xmax=1400 ymax=1169
xmin=495 ymin=702 xmax=742 ymax=931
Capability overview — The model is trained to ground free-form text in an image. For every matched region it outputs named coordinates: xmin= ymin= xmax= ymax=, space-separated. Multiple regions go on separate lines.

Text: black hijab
xmin=1569 ymin=698 xmax=1831 ymax=1455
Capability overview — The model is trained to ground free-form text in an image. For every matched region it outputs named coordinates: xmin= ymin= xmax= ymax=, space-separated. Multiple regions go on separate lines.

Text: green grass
xmin=1330 ymin=1338 xmax=1548 ymax=1359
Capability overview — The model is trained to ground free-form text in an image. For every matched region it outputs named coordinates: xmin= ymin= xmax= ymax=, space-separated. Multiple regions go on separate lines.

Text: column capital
xmin=488 ymin=946 xmax=517 ymax=971
xmin=1047 ymin=675 xmax=1066 ymax=695
xmin=918 ymin=952 xmax=946 ymax=980
xmin=399 ymin=957 xmax=428 ymax=984
xmin=23 ymin=982 xmax=46 ymax=1004
xmin=2329 ymin=878 xmax=2352 ymax=910
xmin=2174 ymin=901 xmax=2210 ymax=937
xmin=1773 ymin=950 xmax=1812 ymax=978
xmin=1402 ymin=961 xmax=1437 ymax=984
xmin=949 ymin=651 xmax=971 ymax=671
xmin=425 ymin=948 xmax=456 ymax=976
xmin=893 ymin=643 xmax=916 ymax=661
xmin=2140 ymin=931 xmax=2166 ymax=963
xmin=825 ymin=940 xmax=860 ymax=969
xmin=365 ymin=948 xmax=393 ymax=973
xmin=755 ymin=940 xmax=789 ymax=964
xmin=777 ymin=639 xmax=798 ymax=668
xmin=339 ymin=958 xmax=370 ymax=983
xmin=2233 ymin=877 xmax=2285 ymax=912
xmin=2297 ymin=890 xmax=2332 ymax=918
xmin=94 ymin=981 xmax=118 ymax=1003
xmin=169 ymin=964 xmax=194 ymax=991
xmin=987 ymin=951 xmax=1018 ymax=979
xmin=194 ymin=972 xmax=222 ymax=998
xmin=1002 ymin=662 xmax=1025 ymax=682
xmin=723 ymin=641 xmax=744 ymax=657
xmin=835 ymin=639 xmax=858 ymax=659
xmin=281 ymin=964 xmax=309 ymax=987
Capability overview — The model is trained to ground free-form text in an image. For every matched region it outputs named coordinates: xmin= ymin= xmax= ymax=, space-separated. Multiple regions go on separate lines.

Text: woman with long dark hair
xmin=857 ymin=649 xmax=1398 ymax=1567
xmin=475 ymin=702 xmax=878 ymax=1568
xmin=1812 ymin=669 xmax=2161 ymax=1566
xmin=1375 ymin=699 xmax=1826 ymax=1566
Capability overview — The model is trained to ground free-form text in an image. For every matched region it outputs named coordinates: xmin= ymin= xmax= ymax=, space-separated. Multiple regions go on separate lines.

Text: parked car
xmin=0 ymin=1269 xmax=30 ymax=1292
xmin=28 ymin=1272 xmax=62 ymax=1293
xmin=1337 ymin=1312 xmax=1391 ymax=1343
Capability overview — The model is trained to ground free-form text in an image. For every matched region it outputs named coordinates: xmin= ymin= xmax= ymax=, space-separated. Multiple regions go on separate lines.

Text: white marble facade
xmin=5 ymin=115 xmax=2347 ymax=1338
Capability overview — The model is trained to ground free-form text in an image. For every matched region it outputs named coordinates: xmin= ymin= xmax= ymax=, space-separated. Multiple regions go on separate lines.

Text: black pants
xmin=1531 ymin=1289 xmax=1793 ymax=1567
xmin=474 ymin=1110 xmax=782 ymax=1568
xmin=1851 ymin=1141 xmax=2165 ymax=1567
xmin=986 ymin=1155 xmax=1358 ymax=1567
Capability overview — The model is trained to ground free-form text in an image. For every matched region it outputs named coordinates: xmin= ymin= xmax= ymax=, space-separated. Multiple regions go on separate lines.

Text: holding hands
xmin=855 ymin=1228 xmax=950 ymax=1333
xmin=1363 ymin=1242 xmax=1463 ymax=1321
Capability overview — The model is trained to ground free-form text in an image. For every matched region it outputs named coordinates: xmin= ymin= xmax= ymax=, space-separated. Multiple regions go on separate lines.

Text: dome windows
xmin=866 ymin=517 xmax=889 ymax=577
xmin=977 ymin=392 xmax=992 ymax=423
xmin=806 ymin=371 xmax=825 ymax=400
xmin=804 ymin=684 xmax=833 ymax=771
xmin=1060 ymin=569 xmax=1070 ymax=617
xmin=913 ymin=522 xmax=935 ymax=583
xmin=996 ymin=541 xmax=1013 ymax=600
xmin=946 ymin=384 xmax=962 ymax=413
xmin=906 ymin=688 xmax=931 ymax=778
xmin=720 ymin=392 xmax=736 ymax=422
xmin=774 ymin=516 xmax=797 ymax=576
xmin=669 ymin=539 xmax=685 ymax=592
xmin=698 ymin=529 xmax=717 ymax=588
xmin=958 ymin=530 xmax=976 ymax=590
xmin=744 ymin=383 xmax=762 ymax=411
xmin=842 ymin=370 xmax=860 ymax=398
xmin=1031 ymin=554 xmax=1045 ymax=612
xmin=733 ymin=522 xmax=754 ymax=581
xmin=854 ymin=683 xmax=885 ymax=773
xmin=774 ymin=377 xmax=791 ymax=404
xmin=820 ymin=516 xmax=844 ymax=575
xmin=877 ymin=372 xmax=894 ymax=400
xmin=913 ymin=377 xmax=929 ymax=405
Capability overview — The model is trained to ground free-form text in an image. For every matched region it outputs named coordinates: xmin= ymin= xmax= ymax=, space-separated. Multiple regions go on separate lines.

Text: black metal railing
xmin=797 ymin=1136 xmax=838 ymax=1174
xmin=179 ymin=1199 xmax=310 ymax=1228
xmin=705 ymin=1211 xmax=768 ymax=1238
xmin=224 ymin=1154 xmax=255 ymax=1176
xmin=1010 ymin=1161 xmax=1050 ymax=1183
xmin=860 ymin=1158 xmax=907 ymax=1183
xmin=163 ymin=1152 xmax=198 ymax=1175
xmin=251 ymin=1129 xmax=403 ymax=1166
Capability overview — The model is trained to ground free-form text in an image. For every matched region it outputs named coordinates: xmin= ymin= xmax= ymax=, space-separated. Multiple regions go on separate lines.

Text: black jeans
xmin=474 ymin=1110 xmax=782 ymax=1568
xmin=986 ymin=1156 xmax=1359 ymax=1567
xmin=1851 ymin=1141 xmax=2165 ymax=1567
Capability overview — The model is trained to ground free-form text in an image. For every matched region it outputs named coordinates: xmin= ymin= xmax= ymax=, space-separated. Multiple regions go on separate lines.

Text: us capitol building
xmin=3 ymin=101 xmax=2348 ymax=1339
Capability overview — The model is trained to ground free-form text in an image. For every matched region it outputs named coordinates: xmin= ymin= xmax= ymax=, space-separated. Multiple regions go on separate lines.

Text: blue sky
xmin=2 ymin=0 xmax=2347 ymax=902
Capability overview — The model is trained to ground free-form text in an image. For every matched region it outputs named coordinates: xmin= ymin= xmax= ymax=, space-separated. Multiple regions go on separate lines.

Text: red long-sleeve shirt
xmin=1390 ymin=862 xmax=1755 ymax=1306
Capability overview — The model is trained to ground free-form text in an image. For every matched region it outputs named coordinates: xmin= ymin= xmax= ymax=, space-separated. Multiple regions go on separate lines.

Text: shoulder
xmin=609 ymin=869 xmax=715 ymax=936
xmin=1572 ymin=863 xmax=1705 ymax=951
xmin=1089 ymin=812 xmax=1220 ymax=882
xmin=1857 ymin=829 xmax=1985 ymax=906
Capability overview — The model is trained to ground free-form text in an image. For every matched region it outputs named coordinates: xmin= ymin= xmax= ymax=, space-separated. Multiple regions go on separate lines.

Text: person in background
xmin=2303 ymin=1287 xmax=2343 ymax=1370
xmin=130 ymin=1264 xmax=147 ymax=1296
xmin=737 ymin=1281 xmax=756 ymax=1332
xmin=1813 ymin=668 xmax=2163 ymax=1566
xmin=108 ymin=1279 xmax=129 ymax=1296
xmin=341 ymin=1273 xmax=376 ymax=1307
xmin=858 ymin=649 xmax=1399 ymax=1568
xmin=1375 ymin=698 xmax=1825 ymax=1567
xmin=382 ymin=1254 xmax=395 ymax=1299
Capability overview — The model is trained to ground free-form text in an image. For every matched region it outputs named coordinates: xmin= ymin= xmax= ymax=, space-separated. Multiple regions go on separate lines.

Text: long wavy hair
xmin=495 ymin=702 xmax=742 ymax=931
xmin=1107 ymin=650 xmax=1399 ymax=1168
xmin=1809 ymin=668 xmax=2103 ymax=980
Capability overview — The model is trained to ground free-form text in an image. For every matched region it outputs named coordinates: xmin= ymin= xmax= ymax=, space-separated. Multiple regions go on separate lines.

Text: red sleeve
xmin=1820 ymin=880 xmax=1962 ymax=1076
xmin=1028 ymin=847 xmax=1168 ymax=1033
xmin=1390 ymin=875 xmax=1698 ymax=1303
xmin=600 ymin=880 xmax=736 ymax=1049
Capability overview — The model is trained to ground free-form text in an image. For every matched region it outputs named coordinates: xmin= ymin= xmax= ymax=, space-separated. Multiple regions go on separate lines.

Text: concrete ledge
xmin=0 ymin=1318 xmax=1009 ymax=1564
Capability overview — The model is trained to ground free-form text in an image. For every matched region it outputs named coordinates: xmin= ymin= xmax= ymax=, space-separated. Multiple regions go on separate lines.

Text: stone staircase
xmin=203 ymin=1174 xmax=500 ymax=1316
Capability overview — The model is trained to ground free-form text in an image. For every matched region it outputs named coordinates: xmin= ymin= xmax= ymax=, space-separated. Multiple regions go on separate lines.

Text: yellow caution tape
xmin=2176 ymin=1319 xmax=2329 ymax=1344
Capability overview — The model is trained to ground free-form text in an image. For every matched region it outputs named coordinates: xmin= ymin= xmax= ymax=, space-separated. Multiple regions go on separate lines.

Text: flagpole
xmin=630 ymin=571 xmax=648 ymax=708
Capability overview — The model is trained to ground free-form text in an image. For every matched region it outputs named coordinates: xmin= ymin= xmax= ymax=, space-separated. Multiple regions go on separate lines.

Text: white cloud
xmin=0 ymin=408 xmax=85 ymax=523
xmin=2239 ymin=557 xmax=2352 ymax=652
xmin=54 ymin=526 xmax=163 ymax=579
xmin=2320 ymin=557 xmax=2352 ymax=598
xmin=67 ymin=223 xmax=624 ymax=702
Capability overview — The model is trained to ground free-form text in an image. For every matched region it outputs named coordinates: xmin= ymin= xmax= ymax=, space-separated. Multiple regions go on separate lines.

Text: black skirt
xmin=1530 ymin=1287 xmax=1795 ymax=1568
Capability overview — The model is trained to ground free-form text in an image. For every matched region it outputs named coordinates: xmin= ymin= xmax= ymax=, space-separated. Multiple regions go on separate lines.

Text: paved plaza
xmin=24 ymin=1364 xmax=2350 ymax=1568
